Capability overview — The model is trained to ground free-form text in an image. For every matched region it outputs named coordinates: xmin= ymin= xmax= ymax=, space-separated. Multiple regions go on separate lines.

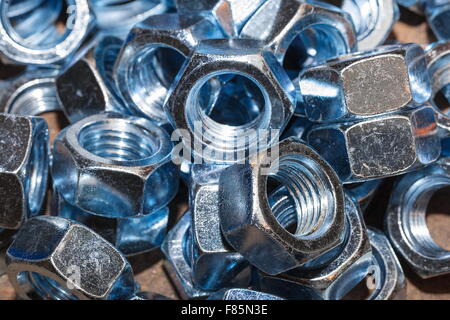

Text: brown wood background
xmin=0 ymin=7 xmax=449 ymax=300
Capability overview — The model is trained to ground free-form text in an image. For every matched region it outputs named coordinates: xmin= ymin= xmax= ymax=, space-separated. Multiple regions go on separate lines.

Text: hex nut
xmin=0 ymin=113 xmax=49 ymax=229
xmin=218 ymin=137 xmax=345 ymax=275
xmin=258 ymin=193 xmax=372 ymax=300
xmin=426 ymin=0 xmax=450 ymax=41
xmin=240 ymin=0 xmax=357 ymax=64
xmin=56 ymin=36 xmax=127 ymax=123
xmin=6 ymin=216 xmax=137 ymax=300
xmin=342 ymin=0 xmax=399 ymax=50
xmin=0 ymin=0 xmax=92 ymax=65
xmin=299 ymin=44 xmax=431 ymax=122
xmin=114 ymin=13 xmax=223 ymax=124
xmin=175 ymin=0 xmax=267 ymax=36
xmin=209 ymin=288 xmax=283 ymax=300
xmin=385 ymin=159 xmax=450 ymax=278
xmin=52 ymin=112 xmax=179 ymax=218
xmin=52 ymin=189 xmax=168 ymax=257
xmin=161 ymin=211 xmax=211 ymax=299
xmin=307 ymin=105 xmax=441 ymax=183
xmin=165 ymin=38 xmax=296 ymax=164
xmin=367 ymin=228 xmax=406 ymax=300
xmin=190 ymin=165 xmax=251 ymax=291
xmin=0 ymin=68 xmax=62 ymax=116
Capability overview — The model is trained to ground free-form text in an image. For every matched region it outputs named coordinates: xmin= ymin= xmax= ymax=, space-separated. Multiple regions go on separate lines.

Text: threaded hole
xmin=268 ymin=155 xmax=335 ymax=239
xmin=186 ymin=72 xmax=270 ymax=155
xmin=127 ymin=45 xmax=186 ymax=119
xmin=283 ymin=24 xmax=348 ymax=79
xmin=8 ymin=80 xmax=61 ymax=116
xmin=1 ymin=0 xmax=74 ymax=50
xmin=402 ymin=177 xmax=450 ymax=258
xmin=78 ymin=119 xmax=160 ymax=162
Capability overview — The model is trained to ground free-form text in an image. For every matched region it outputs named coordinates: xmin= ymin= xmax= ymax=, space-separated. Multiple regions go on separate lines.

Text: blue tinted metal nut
xmin=0 ymin=0 xmax=93 ymax=65
xmin=114 ymin=14 xmax=223 ymax=124
xmin=342 ymin=0 xmax=399 ymax=50
xmin=190 ymin=165 xmax=251 ymax=291
xmin=0 ymin=113 xmax=49 ymax=229
xmin=307 ymin=105 xmax=441 ymax=183
xmin=367 ymin=228 xmax=406 ymax=300
xmin=240 ymin=0 xmax=357 ymax=66
xmin=299 ymin=44 xmax=431 ymax=123
xmin=56 ymin=36 xmax=127 ymax=123
xmin=165 ymin=38 xmax=296 ymax=164
xmin=6 ymin=216 xmax=137 ymax=300
xmin=175 ymin=0 xmax=267 ymax=37
xmin=161 ymin=212 xmax=210 ymax=299
xmin=218 ymin=137 xmax=345 ymax=275
xmin=425 ymin=0 xmax=450 ymax=41
xmin=0 ymin=68 xmax=62 ymax=116
xmin=52 ymin=112 xmax=179 ymax=218
xmin=258 ymin=193 xmax=372 ymax=300
xmin=52 ymin=190 xmax=168 ymax=257
xmin=90 ymin=0 xmax=167 ymax=37
xmin=345 ymin=179 xmax=383 ymax=212
xmin=385 ymin=159 xmax=450 ymax=278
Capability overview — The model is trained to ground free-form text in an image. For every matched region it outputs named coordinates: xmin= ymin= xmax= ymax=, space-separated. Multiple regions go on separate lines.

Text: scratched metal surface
xmin=0 ymin=8 xmax=449 ymax=300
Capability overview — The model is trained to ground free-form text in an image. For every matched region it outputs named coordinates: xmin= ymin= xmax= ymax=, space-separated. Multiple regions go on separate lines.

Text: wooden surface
xmin=1 ymin=8 xmax=449 ymax=300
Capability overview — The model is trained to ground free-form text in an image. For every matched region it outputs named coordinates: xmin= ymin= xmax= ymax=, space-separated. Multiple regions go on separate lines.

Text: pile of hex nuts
xmin=0 ymin=0 xmax=449 ymax=300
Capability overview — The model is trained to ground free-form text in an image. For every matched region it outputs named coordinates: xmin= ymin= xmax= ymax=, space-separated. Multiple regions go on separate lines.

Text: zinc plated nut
xmin=218 ymin=137 xmax=345 ymax=275
xmin=52 ymin=189 xmax=168 ymax=257
xmin=165 ymin=38 xmax=296 ymax=165
xmin=0 ymin=68 xmax=62 ymax=116
xmin=0 ymin=113 xmax=49 ymax=229
xmin=307 ymin=104 xmax=441 ymax=183
xmin=90 ymin=0 xmax=168 ymax=37
xmin=161 ymin=211 xmax=210 ymax=299
xmin=239 ymin=0 xmax=357 ymax=66
xmin=258 ymin=192 xmax=372 ymax=300
xmin=189 ymin=164 xmax=251 ymax=291
xmin=56 ymin=35 xmax=128 ymax=123
xmin=385 ymin=159 xmax=450 ymax=278
xmin=52 ymin=112 xmax=179 ymax=218
xmin=175 ymin=0 xmax=268 ymax=37
xmin=345 ymin=179 xmax=383 ymax=212
xmin=299 ymin=44 xmax=431 ymax=123
xmin=341 ymin=0 xmax=399 ymax=50
xmin=425 ymin=0 xmax=450 ymax=41
xmin=114 ymin=13 xmax=223 ymax=124
xmin=367 ymin=228 xmax=406 ymax=300
xmin=208 ymin=288 xmax=283 ymax=300
xmin=0 ymin=0 xmax=93 ymax=65
xmin=6 ymin=216 xmax=137 ymax=300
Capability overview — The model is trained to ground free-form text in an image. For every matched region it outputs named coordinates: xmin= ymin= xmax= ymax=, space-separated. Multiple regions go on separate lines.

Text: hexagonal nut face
xmin=114 ymin=14 xmax=223 ymax=123
xmin=307 ymin=105 xmax=441 ymax=183
xmin=240 ymin=0 xmax=357 ymax=63
xmin=264 ymin=193 xmax=372 ymax=300
xmin=176 ymin=0 xmax=267 ymax=36
xmin=56 ymin=36 xmax=126 ymax=123
xmin=300 ymin=44 xmax=431 ymax=122
xmin=209 ymin=288 xmax=283 ymax=300
xmin=6 ymin=216 xmax=136 ymax=300
xmin=165 ymin=38 xmax=296 ymax=164
xmin=427 ymin=2 xmax=450 ymax=41
xmin=367 ymin=228 xmax=406 ymax=300
xmin=385 ymin=161 xmax=450 ymax=279
xmin=0 ymin=68 xmax=61 ymax=116
xmin=51 ymin=113 xmax=179 ymax=218
xmin=52 ymin=190 xmax=168 ymax=257
xmin=0 ymin=113 xmax=49 ymax=229
xmin=191 ymin=181 xmax=250 ymax=291
xmin=161 ymin=211 xmax=211 ymax=299
xmin=218 ymin=137 xmax=345 ymax=275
